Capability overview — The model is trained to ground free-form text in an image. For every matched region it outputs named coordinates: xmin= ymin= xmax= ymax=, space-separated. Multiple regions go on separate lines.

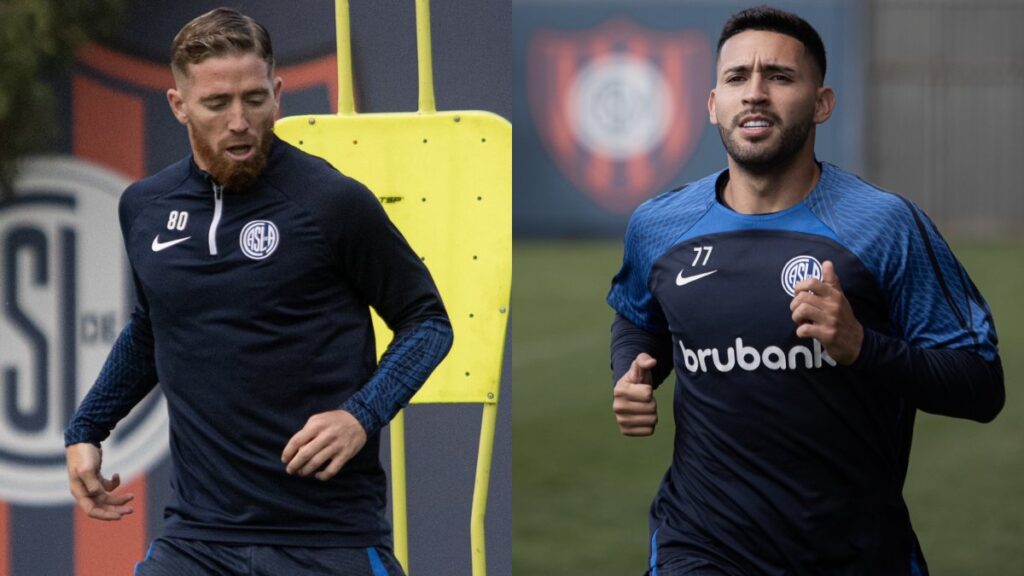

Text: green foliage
xmin=513 ymin=240 xmax=1024 ymax=575
xmin=0 ymin=0 xmax=129 ymax=202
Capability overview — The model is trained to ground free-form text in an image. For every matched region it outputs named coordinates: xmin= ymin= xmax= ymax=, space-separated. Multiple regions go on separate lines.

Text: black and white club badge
xmin=240 ymin=220 xmax=280 ymax=260
xmin=781 ymin=255 xmax=823 ymax=296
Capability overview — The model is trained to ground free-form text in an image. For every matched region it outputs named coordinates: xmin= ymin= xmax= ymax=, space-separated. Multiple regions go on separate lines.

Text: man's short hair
xmin=717 ymin=5 xmax=827 ymax=84
xmin=170 ymin=7 xmax=274 ymax=78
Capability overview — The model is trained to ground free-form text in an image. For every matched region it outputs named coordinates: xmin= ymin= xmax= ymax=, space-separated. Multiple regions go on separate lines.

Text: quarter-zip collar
xmin=186 ymin=136 xmax=285 ymax=256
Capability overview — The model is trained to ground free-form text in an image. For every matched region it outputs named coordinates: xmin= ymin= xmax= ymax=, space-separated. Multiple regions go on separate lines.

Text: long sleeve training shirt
xmin=66 ymin=137 xmax=452 ymax=547
xmin=608 ymin=162 xmax=1002 ymax=576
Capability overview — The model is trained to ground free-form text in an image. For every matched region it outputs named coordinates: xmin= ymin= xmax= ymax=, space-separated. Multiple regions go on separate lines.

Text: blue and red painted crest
xmin=528 ymin=19 xmax=712 ymax=213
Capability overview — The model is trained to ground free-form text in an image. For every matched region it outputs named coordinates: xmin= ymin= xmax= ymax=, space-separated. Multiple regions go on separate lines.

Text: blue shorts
xmin=134 ymin=537 xmax=405 ymax=576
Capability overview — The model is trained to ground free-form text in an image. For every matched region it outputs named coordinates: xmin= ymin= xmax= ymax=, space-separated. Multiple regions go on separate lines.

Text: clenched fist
xmin=613 ymin=353 xmax=659 ymax=436
xmin=790 ymin=260 xmax=863 ymax=365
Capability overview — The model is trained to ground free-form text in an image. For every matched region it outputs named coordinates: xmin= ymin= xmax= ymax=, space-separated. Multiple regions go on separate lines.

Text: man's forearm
xmin=855 ymin=328 xmax=1004 ymax=423
xmin=64 ymin=318 xmax=159 ymax=446
xmin=610 ymin=313 xmax=674 ymax=386
xmin=341 ymin=316 xmax=454 ymax=436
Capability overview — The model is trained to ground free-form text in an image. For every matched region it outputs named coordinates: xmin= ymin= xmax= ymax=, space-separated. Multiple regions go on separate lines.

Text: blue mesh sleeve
xmin=896 ymin=200 xmax=999 ymax=359
xmin=809 ymin=163 xmax=1002 ymax=422
xmin=340 ymin=317 xmax=454 ymax=436
xmin=607 ymin=175 xmax=719 ymax=333
xmin=63 ymin=317 xmax=158 ymax=446
xmin=808 ymin=164 xmax=998 ymax=360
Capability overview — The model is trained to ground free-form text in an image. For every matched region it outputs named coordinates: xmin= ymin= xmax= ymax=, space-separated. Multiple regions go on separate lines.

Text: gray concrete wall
xmin=867 ymin=0 xmax=1024 ymax=237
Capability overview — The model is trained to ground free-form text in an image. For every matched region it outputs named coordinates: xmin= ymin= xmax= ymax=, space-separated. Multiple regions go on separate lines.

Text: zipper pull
xmin=210 ymin=184 xmax=224 ymax=255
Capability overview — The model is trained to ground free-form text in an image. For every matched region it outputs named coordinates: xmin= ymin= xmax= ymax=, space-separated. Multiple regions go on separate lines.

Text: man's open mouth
xmin=225 ymin=144 xmax=255 ymax=160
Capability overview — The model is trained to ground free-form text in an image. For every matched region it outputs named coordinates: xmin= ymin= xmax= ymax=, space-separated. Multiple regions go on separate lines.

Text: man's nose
xmin=228 ymin=103 xmax=249 ymax=133
xmin=742 ymin=74 xmax=768 ymax=106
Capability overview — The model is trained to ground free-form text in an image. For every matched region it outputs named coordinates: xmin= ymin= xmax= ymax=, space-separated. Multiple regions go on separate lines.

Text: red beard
xmin=194 ymin=118 xmax=275 ymax=191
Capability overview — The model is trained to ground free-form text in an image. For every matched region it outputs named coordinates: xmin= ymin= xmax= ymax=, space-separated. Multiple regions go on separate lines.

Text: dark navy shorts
xmin=134 ymin=537 xmax=406 ymax=576
xmin=646 ymin=556 xmax=734 ymax=576
xmin=646 ymin=567 xmax=731 ymax=576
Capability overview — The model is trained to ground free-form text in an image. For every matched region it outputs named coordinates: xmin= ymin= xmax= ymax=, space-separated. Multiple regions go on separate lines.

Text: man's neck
xmin=721 ymin=153 xmax=821 ymax=215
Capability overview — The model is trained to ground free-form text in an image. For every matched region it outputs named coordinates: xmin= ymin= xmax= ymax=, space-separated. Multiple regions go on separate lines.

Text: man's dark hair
xmin=717 ymin=5 xmax=826 ymax=83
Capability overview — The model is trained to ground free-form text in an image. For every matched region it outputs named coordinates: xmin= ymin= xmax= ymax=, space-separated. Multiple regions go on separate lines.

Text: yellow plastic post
xmin=415 ymin=0 xmax=436 ymax=113
xmin=471 ymin=402 xmax=498 ymax=575
xmin=275 ymin=2 xmax=509 ymax=575
xmin=335 ymin=0 xmax=356 ymax=115
xmin=390 ymin=410 xmax=410 ymax=573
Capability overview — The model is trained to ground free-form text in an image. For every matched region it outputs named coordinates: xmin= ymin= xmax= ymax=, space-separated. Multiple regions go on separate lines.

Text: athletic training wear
xmin=608 ymin=162 xmax=1003 ymax=575
xmin=133 ymin=537 xmax=405 ymax=576
xmin=66 ymin=137 xmax=452 ymax=547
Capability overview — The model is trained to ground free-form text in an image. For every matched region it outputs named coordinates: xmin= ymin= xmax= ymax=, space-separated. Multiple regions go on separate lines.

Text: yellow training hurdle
xmin=275 ymin=2 xmax=511 ymax=574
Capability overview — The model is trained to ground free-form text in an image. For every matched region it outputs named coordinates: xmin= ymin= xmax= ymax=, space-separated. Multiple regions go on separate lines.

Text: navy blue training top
xmin=608 ymin=162 xmax=1003 ymax=575
xmin=66 ymin=137 xmax=452 ymax=547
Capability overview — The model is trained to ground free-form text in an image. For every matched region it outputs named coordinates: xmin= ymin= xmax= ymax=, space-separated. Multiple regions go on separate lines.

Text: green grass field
xmin=512 ymin=240 xmax=1024 ymax=575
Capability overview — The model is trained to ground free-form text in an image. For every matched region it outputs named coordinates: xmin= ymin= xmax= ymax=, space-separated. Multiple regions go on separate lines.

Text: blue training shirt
xmin=66 ymin=137 xmax=452 ymax=547
xmin=608 ymin=162 xmax=1002 ymax=575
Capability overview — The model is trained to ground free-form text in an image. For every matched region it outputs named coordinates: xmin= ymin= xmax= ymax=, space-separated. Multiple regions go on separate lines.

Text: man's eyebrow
xmin=721 ymin=63 xmax=799 ymax=76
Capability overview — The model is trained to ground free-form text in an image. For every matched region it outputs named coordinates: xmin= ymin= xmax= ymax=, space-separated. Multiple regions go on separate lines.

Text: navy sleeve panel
xmin=274 ymin=145 xmax=452 ymax=434
xmin=607 ymin=172 xmax=720 ymax=332
xmin=808 ymin=163 xmax=999 ymax=360
xmin=118 ymin=186 xmax=158 ymax=337
xmin=857 ymin=328 xmax=1004 ymax=422
xmin=64 ymin=183 xmax=164 ymax=446
xmin=324 ymin=183 xmax=452 ymax=433
xmin=341 ymin=317 xmax=454 ymax=435
xmin=610 ymin=313 xmax=673 ymax=388
xmin=63 ymin=317 xmax=158 ymax=445
xmin=281 ymin=153 xmax=449 ymax=333
xmin=335 ymin=179 xmax=448 ymax=331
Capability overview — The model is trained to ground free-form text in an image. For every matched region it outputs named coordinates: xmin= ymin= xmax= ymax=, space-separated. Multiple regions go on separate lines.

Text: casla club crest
xmin=528 ymin=19 xmax=712 ymax=213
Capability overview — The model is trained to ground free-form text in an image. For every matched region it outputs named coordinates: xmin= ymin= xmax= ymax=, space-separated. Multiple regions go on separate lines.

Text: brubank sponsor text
xmin=679 ymin=338 xmax=837 ymax=373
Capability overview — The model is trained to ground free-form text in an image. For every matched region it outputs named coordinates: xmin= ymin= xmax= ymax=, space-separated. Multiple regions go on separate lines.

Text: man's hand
xmin=282 ymin=410 xmax=367 ymax=481
xmin=790 ymin=260 xmax=864 ymax=365
xmin=65 ymin=443 xmax=134 ymax=521
xmin=613 ymin=353 xmax=659 ymax=436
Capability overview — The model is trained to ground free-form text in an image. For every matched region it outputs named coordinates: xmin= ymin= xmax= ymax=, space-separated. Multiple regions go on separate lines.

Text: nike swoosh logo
xmin=675 ymin=269 xmax=718 ymax=286
xmin=151 ymin=235 xmax=191 ymax=252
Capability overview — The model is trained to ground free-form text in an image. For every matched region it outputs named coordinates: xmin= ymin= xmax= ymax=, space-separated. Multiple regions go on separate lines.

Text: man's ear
xmin=814 ymin=86 xmax=836 ymax=125
xmin=708 ymin=89 xmax=719 ymax=126
xmin=272 ymin=76 xmax=283 ymax=115
xmin=167 ymin=88 xmax=189 ymax=126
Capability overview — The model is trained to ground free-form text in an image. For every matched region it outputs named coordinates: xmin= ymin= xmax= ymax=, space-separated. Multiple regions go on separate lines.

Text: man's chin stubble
xmin=719 ymin=124 xmax=810 ymax=176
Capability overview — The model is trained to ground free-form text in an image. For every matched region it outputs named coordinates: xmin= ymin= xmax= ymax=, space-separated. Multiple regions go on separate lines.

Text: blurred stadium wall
xmin=0 ymin=2 xmax=510 ymax=576
xmin=867 ymin=0 xmax=1024 ymax=238
xmin=514 ymin=0 xmax=1023 ymax=239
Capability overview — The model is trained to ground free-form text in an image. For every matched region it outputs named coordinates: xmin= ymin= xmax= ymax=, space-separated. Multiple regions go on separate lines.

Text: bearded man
xmin=64 ymin=8 xmax=450 ymax=575
xmin=608 ymin=6 xmax=1003 ymax=575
